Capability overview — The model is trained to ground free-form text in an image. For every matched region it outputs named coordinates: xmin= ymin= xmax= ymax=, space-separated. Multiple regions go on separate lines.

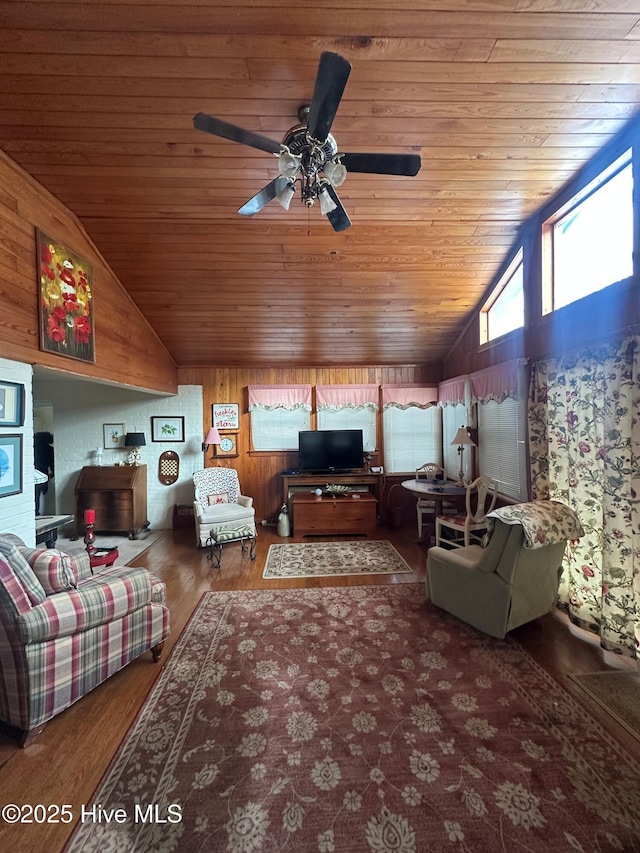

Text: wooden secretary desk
xmin=75 ymin=465 xmax=149 ymax=539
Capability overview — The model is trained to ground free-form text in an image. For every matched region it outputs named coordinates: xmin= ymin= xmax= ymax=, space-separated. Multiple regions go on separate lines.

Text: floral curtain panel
xmin=529 ymin=337 xmax=640 ymax=659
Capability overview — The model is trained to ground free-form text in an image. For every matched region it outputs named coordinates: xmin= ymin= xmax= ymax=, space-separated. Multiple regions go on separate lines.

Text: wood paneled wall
xmin=178 ymin=364 xmax=439 ymax=521
xmin=0 ymin=150 xmax=178 ymax=393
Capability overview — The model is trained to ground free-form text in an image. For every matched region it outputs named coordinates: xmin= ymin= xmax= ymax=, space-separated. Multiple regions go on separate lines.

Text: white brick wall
xmin=0 ymin=358 xmax=35 ymax=543
xmin=32 ymin=379 xmax=204 ymax=530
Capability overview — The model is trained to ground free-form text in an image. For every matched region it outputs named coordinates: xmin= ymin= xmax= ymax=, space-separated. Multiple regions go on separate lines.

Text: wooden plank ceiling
xmin=1 ymin=1 xmax=639 ymax=368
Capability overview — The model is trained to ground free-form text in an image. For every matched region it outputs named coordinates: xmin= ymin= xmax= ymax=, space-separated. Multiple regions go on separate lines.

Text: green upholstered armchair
xmin=426 ymin=501 xmax=583 ymax=639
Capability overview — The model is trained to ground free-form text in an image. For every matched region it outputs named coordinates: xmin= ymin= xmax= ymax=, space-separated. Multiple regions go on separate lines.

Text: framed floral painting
xmin=151 ymin=416 xmax=185 ymax=443
xmin=37 ymin=229 xmax=94 ymax=363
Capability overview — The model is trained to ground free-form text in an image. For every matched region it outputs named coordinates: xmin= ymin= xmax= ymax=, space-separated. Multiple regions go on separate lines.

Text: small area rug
xmin=262 ymin=539 xmax=413 ymax=579
xmin=66 ymin=585 xmax=640 ymax=852
xmin=59 ymin=529 xmax=166 ymax=566
xmin=570 ymin=670 xmax=640 ymax=742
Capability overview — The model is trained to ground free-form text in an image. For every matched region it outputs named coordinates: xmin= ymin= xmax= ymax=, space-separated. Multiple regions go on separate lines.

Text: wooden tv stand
xmin=292 ymin=493 xmax=377 ymax=537
xmin=281 ymin=471 xmax=382 ymax=506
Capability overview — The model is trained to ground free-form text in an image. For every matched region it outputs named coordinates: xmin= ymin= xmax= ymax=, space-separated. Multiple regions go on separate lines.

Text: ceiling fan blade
xmin=238 ymin=177 xmax=289 ymax=216
xmin=324 ymin=184 xmax=351 ymax=232
xmin=306 ymin=52 xmax=352 ymax=143
xmin=341 ymin=153 xmax=422 ymax=177
xmin=193 ymin=113 xmax=281 ymax=155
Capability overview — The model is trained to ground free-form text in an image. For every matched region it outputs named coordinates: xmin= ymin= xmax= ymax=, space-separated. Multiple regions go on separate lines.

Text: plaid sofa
xmin=0 ymin=533 xmax=170 ymax=745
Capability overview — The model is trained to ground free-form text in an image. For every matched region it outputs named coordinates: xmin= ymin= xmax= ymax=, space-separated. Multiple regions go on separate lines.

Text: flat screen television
xmin=298 ymin=429 xmax=364 ymax=474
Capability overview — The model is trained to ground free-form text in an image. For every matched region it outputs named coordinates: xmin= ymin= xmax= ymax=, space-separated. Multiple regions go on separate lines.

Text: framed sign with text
xmin=212 ymin=403 xmax=239 ymax=430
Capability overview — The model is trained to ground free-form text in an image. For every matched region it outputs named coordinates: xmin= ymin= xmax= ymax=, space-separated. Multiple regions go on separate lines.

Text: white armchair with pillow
xmin=193 ymin=467 xmax=256 ymax=548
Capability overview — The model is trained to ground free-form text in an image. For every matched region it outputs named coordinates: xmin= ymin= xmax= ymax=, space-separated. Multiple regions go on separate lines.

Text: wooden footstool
xmin=206 ymin=524 xmax=257 ymax=570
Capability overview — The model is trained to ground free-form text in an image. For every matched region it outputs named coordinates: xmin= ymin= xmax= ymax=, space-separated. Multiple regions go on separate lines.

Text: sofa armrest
xmin=17 ymin=567 xmax=153 ymax=643
xmin=63 ymin=547 xmax=92 ymax=582
xmin=238 ymin=495 xmax=254 ymax=508
xmin=427 ymin=544 xmax=485 ymax=572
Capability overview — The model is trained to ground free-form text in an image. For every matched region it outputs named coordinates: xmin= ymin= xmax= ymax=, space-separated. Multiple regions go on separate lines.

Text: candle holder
xmin=84 ymin=509 xmax=96 ymax=556
xmin=84 ymin=522 xmax=96 ymax=556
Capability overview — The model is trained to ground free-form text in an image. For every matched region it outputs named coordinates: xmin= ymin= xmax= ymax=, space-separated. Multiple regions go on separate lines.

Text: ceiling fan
xmin=193 ymin=51 xmax=421 ymax=232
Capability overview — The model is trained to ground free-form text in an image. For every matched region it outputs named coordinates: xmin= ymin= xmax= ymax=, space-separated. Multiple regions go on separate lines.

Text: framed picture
xmin=0 ymin=434 xmax=23 ymax=498
xmin=36 ymin=229 xmax=95 ymax=363
xmin=151 ymin=416 xmax=185 ymax=443
xmin=212 ymin=403 xmax=239 ymax=430
xmin=0 ymin=381 xmax=25 ymax=427
xmin=213 ymin=432 xmax=239 ymax=457
xmin=103 ymin=423 xmax=125 ymax=450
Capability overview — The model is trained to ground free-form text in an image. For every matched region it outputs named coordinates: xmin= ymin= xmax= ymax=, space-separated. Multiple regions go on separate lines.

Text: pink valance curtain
xmin=248 ymin=385 xmax=312 ymax=411
xmin=470 ymin=360 xmax=520 ymax=404
xmin=316 ymin=384 xmax=379 ymax=410
xmin=438 ymin=376 xmax=466 ymax=406
xmin=381 ymin=385 xmax=438 ymax=409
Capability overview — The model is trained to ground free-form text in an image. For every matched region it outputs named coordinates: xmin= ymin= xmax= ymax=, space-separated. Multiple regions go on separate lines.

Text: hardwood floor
xmin=0 ymin=524 xmax=637 ymax=853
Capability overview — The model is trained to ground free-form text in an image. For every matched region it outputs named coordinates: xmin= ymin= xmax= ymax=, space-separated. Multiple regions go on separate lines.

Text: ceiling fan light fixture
xmin=276 ymin=181 xmax=296 ymax=211
xmin=324 ymin=158 xmax=347 ymax=187
xmin=278 ymin=147 xmax=302 ymax=179
xmin=319 ymin=185 xmax=337 ymax=215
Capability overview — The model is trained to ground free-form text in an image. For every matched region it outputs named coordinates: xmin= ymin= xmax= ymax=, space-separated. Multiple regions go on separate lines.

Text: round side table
xmin=89 ymin=547 xmax=119 ymax=571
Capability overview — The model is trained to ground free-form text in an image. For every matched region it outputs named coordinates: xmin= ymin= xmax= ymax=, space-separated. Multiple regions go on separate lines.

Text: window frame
xmin=541 ymin=149 xmax=633 ymax=316
xmin=479 ymin=248 xmax=524 ymax=345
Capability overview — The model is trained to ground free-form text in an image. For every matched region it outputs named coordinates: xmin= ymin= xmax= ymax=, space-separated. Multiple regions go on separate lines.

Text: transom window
xmin=480 ymin=250 xmax=524 ymax=344
xmin=542 ymin=151 xmax=633 ymax=314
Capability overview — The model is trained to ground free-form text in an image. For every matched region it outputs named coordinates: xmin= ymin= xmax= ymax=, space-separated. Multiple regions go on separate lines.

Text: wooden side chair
xmin=415 ymin=462 xmax=444 ymax=541
xmin=435 ymin=475 xmax=498 ymax=548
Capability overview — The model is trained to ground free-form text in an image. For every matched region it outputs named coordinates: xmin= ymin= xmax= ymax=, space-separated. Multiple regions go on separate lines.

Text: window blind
xmin=473 ymin=360 xmax=529 ymax=501
xmin=250 ymin=408 xmax=310 ymax=451
xmin=383 ymin=406 xmax=442 ymax=473
xmin=248 ymin=385 xmax=311 ymax=451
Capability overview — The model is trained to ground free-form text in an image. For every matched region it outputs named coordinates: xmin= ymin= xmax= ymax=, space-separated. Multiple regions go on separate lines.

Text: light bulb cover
xmin=324 ymin=159 xmax=347 ymax=187
xmin=319 ymin=186 xmax=337 ymax=215
xmin=276 ymin=182 xmax=296 ymax=210
xmin=278 ymin=148 xmax=302 ymax=179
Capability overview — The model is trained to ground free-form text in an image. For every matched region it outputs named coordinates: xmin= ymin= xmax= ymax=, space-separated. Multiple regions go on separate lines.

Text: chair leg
xmin=151 ymin=642 xmax=165 ymax=663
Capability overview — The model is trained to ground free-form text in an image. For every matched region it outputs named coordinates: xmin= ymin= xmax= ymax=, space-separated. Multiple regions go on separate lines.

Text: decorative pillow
xmin=207 ymin=492 xmax=229 ymax=505
xmin=19 ymin=547 xmax=77 ymax=595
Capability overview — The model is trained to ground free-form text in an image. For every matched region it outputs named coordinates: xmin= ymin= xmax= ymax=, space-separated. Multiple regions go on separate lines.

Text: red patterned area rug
xmin=66 ymin=585 xmax=640 ymax=852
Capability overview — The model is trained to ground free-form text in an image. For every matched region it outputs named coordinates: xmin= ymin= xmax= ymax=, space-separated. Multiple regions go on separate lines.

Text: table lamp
xmin=451 ymin=425 xmax=476 ymax=486
xmin=124 ymin=432 xmax=146 ymax=466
